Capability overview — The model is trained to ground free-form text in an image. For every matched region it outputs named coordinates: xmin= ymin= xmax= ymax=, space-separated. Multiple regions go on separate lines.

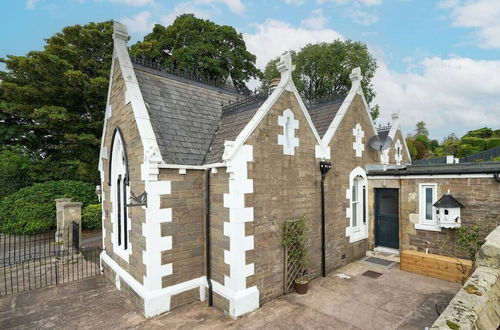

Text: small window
xmin=416 ymin=183 xmax=439 ymax=231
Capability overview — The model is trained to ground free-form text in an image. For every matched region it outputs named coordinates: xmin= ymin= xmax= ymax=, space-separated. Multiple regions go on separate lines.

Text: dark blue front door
xmin=375 ymin=188 xmax=399 ymax=249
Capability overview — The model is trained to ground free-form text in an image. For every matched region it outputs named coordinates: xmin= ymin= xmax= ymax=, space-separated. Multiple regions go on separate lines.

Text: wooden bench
xmin=400 ymin=250 xmax=473 ymax=283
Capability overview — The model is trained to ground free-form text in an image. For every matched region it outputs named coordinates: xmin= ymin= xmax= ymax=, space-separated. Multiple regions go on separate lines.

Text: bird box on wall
xmin=433 ymin=190 xmax=463 ymax=229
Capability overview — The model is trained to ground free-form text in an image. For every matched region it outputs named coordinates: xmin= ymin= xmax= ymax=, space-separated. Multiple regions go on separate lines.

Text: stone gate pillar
xmin=55 ymin=198 xmax=82 ymax=252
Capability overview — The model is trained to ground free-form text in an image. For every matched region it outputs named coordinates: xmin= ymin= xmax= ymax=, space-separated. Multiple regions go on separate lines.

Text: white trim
xmin=322 ymin=67 xmax=378 ymax=149
xmin=221 ymin=144 xmax=259 ymax=318
xmin=368 ymin=174 xmax=495 ymax=180
xmin=352 ymin=123 xmax=365 ymax=158
xmin=345 ymin=167 xmax=369 ymax=243
xmin=225 ymin=52 xmax=323 ymax=162
xmin=394 ymin=139 xmax=403 ymax=165
xmin=417 ymin=183 xmax=440 ymax=231
xmin=110 ymin=131 xmax=132 ymax=262
xmin=101 ymin=252 xmax=207 ymax=318
xmin=157 ymin=162 xmax=226 ymax=169
xmin=277 ymin=109 xmax=299 ymax=155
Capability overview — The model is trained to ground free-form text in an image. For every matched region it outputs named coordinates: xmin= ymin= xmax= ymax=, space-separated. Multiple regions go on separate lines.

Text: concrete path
xmin=0 ymin=261 xmax=460 ymax=329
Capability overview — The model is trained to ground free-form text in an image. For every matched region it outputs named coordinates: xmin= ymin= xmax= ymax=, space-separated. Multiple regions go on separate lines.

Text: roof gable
xmin=134 ymin=64 xmax=239 ymax=165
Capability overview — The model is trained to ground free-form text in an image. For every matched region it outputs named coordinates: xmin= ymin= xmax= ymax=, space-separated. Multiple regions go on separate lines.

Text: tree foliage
xmin=0 ymin=180 xmax=98 ymax=234
xmin=261 ymin=41 xmax=378 ymax=119
xmin=407 ymin=125 xmax=500 ymax=160
xmin=130 ymin=14 xmax=261 ymax=90
xmin=0 ymin=21 xmax=113 ymax=185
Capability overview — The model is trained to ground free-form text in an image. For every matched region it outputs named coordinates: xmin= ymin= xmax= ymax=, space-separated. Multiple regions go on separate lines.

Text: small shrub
xmin=82 ymin=204 xmax=102 ymax=230
xmin=0 ymin=180 xmax=98 ymax=234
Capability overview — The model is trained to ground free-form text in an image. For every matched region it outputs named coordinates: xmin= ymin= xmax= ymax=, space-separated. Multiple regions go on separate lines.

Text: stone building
xmin=367 ymin=162 xmax=500 ymax=259
xmin=98 ymin=21 xmax=414 ymax=318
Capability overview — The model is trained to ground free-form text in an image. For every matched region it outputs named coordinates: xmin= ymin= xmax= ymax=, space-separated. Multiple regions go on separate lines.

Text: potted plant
xmin=294 ymin=273 xmax=309 ymax=294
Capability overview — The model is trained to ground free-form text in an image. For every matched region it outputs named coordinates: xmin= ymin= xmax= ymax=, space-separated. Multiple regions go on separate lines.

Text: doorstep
xmin=366 ymin=247 xmax=400 ymax=263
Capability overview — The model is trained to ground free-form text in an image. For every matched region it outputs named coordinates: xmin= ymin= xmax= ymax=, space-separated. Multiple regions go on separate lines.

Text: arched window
xmin=109 ymin=128 xmax=130 ymax=260
xmin=346 ymin=167 xmax=368 ymax=243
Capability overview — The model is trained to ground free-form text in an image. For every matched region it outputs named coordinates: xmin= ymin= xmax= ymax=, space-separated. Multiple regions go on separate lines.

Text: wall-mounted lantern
xmin=433 ymin=190 xmax=463 ymax=229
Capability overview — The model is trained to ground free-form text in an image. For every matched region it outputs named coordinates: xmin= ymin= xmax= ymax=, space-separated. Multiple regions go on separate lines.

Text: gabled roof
xmin=134 ymin=63 xmax=240 ymax=165
xmin=204 ymin=103 xmax=262 ymax=164
xmin=306 ymin=96 xmax=346 ymax=138
xmin=433 ymin=194 xmax=463 ymax=208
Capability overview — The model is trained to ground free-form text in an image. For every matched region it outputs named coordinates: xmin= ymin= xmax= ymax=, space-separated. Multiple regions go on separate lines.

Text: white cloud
xmin=284 ymin=0 xmax=305 ymax=5
xmin=121 ymin=11 xmax=154 ymax=34
xmin=440 ymin=0 xmax=500 ymax=48
xmin=196 ymin=0 xmax=245 ymax=14
xmin=26 ymin=0 xmax=40 ymax=9
xmin=243 ymin=19 xmax=344 ymax=70
xmin=301 ymin=9 xmax=327 ymax=29
xmin=106 ymin=0 xmax=154 ymax=6
xmin=160 ymin=2 xmax=212 ymax=26
xmin=319 ymin=0 xmax=381 ymax=25
xmin=345 ymin=5 xmax=379 ymax=25
xmin=373 ymin=57 xmax=500 ymax=138
xmin=319 ymin=0 xmax=382 ymax=6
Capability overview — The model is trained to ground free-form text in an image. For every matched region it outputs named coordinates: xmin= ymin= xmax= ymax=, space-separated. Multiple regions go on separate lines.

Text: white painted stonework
xmin=219 ymin=143 xmax=259 ymax=318
xmin=110 ymin=131 xmax=132 ymax=262
xmin=394 ymin=139 xmax=402 ymax=165
xmin=380 ymin=149 xmax=389 ymax=164
xmin=352 ymin=123 xmax=365 ymax=158
xmin=345 ymin=166 xmax=369 ymax=243
xmin=277 ymin=109 xmax=299 ymax=155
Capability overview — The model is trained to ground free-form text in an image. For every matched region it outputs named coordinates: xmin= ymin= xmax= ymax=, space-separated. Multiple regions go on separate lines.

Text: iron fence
xmin=0 ymin=224 xmax=102 ymax=296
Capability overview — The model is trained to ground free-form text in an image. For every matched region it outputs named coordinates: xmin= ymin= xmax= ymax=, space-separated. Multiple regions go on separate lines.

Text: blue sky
xmin=1 ymin=0 xmax=499 ymax=139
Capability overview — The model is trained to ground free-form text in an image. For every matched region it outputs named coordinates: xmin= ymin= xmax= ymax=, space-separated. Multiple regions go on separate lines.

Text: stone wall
xmin=246 ymin=91 xmax=321 ymax=304
xmin=208 ymin=168 xmax=231 ymax=313
xmin=158 ymin=169 xmax=205 ymax=299
xmin=324 ymin=94 xmax=379 ymax=271
xmin=432 ymin=225 xmax=500 ymax=330
xmin=399 ymin=177 xmax=500 ymax=258
xmin=101 ymin=59 xmax=146 ymax=284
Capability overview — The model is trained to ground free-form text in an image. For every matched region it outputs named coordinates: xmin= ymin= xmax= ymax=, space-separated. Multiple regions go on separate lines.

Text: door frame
xmin=374 ymin=188 xmax=400 ymax=249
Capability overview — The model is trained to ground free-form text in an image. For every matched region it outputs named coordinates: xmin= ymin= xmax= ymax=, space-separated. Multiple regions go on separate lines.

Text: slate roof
xmin=204 ymin=103 xmax=263 ymax=164
xmin=134 ymin=63 xmax=240 ymax=165
xmin=368 ymin=161 xmax=500 ymax=176
xmin=433 ymin=194 xmax=463 ymax=208
xmin=306 ymin=96 xmax=346 ymax=138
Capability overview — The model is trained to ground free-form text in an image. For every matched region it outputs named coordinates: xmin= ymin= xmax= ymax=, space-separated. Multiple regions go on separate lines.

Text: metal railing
xmin=0 ymin=226 xmax=102 ymax=296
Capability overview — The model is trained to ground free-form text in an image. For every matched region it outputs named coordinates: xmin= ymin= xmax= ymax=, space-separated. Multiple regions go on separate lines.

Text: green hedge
xmin=82 ymin=204 xmax=102 ymax=230
xmin=487 ymin=138 xmax=500 ymax=149
xmin=0 ymin=180 xmax=98 ymax=234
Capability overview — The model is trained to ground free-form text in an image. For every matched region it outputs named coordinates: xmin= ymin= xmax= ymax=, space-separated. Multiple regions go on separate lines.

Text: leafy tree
xmin=463 ymin=127 xmax=493 ymax=139
xmin=0 ymin=21 xmax=113 ymax=184
xmin=130 ymin=14 xmax=261 ymax=90
xmin=261 ymin=41 xmax=379 ymax=119
xmin=406 ymin=138 xmax=417 ymax=159
xmin=0 ymin=147 xmax=35 ymax=199
xmin=415 ymin=121 xmax=429 ymax=137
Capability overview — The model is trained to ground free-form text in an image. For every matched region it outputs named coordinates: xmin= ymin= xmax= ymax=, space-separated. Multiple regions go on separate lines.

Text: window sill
xmin=414 ymin=223 xmax=441 ymax=232
xmin=348 ymin=227 xmax=368 ymax=243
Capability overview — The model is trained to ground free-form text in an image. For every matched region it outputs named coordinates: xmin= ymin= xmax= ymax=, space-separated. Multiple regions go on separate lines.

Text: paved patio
xmin=0 ymin=260 xmax=460 ymax=329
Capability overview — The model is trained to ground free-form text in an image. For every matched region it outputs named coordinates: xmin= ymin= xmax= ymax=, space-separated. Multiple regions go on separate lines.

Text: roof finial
xmin=349 ymin=67 xmax=362 ymax=82
xmin=276 ymin=51 xmax=295 ymax=83
xmin=225 ymin=74 xmax=235 ymax=89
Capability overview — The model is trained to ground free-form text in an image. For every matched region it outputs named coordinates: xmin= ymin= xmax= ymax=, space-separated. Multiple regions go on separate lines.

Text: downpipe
xmin=319 ymin=161 xmax=332 ymax=277
xmin=204 ymin=169 xmax=213 ymax=306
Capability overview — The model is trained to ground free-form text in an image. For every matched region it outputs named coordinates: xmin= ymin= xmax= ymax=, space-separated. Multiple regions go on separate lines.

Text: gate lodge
xmin=99 ymin=21 xmax=499 ymax=319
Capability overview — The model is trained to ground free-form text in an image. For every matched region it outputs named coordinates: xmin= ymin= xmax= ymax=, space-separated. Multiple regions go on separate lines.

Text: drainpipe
xmin=204 ymin=169 xmax=213 ymax=306
xmin=319 ymin=161 xmax=332 ymax=277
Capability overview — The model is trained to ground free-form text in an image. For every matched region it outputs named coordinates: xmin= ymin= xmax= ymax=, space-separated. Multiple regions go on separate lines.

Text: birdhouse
xmin=433 ymin=190 xmax=463 ymax=229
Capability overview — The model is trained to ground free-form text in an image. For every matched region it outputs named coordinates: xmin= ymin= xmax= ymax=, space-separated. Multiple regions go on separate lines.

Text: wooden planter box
xmin=400 ymin=250 xmax=472 ymax=283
